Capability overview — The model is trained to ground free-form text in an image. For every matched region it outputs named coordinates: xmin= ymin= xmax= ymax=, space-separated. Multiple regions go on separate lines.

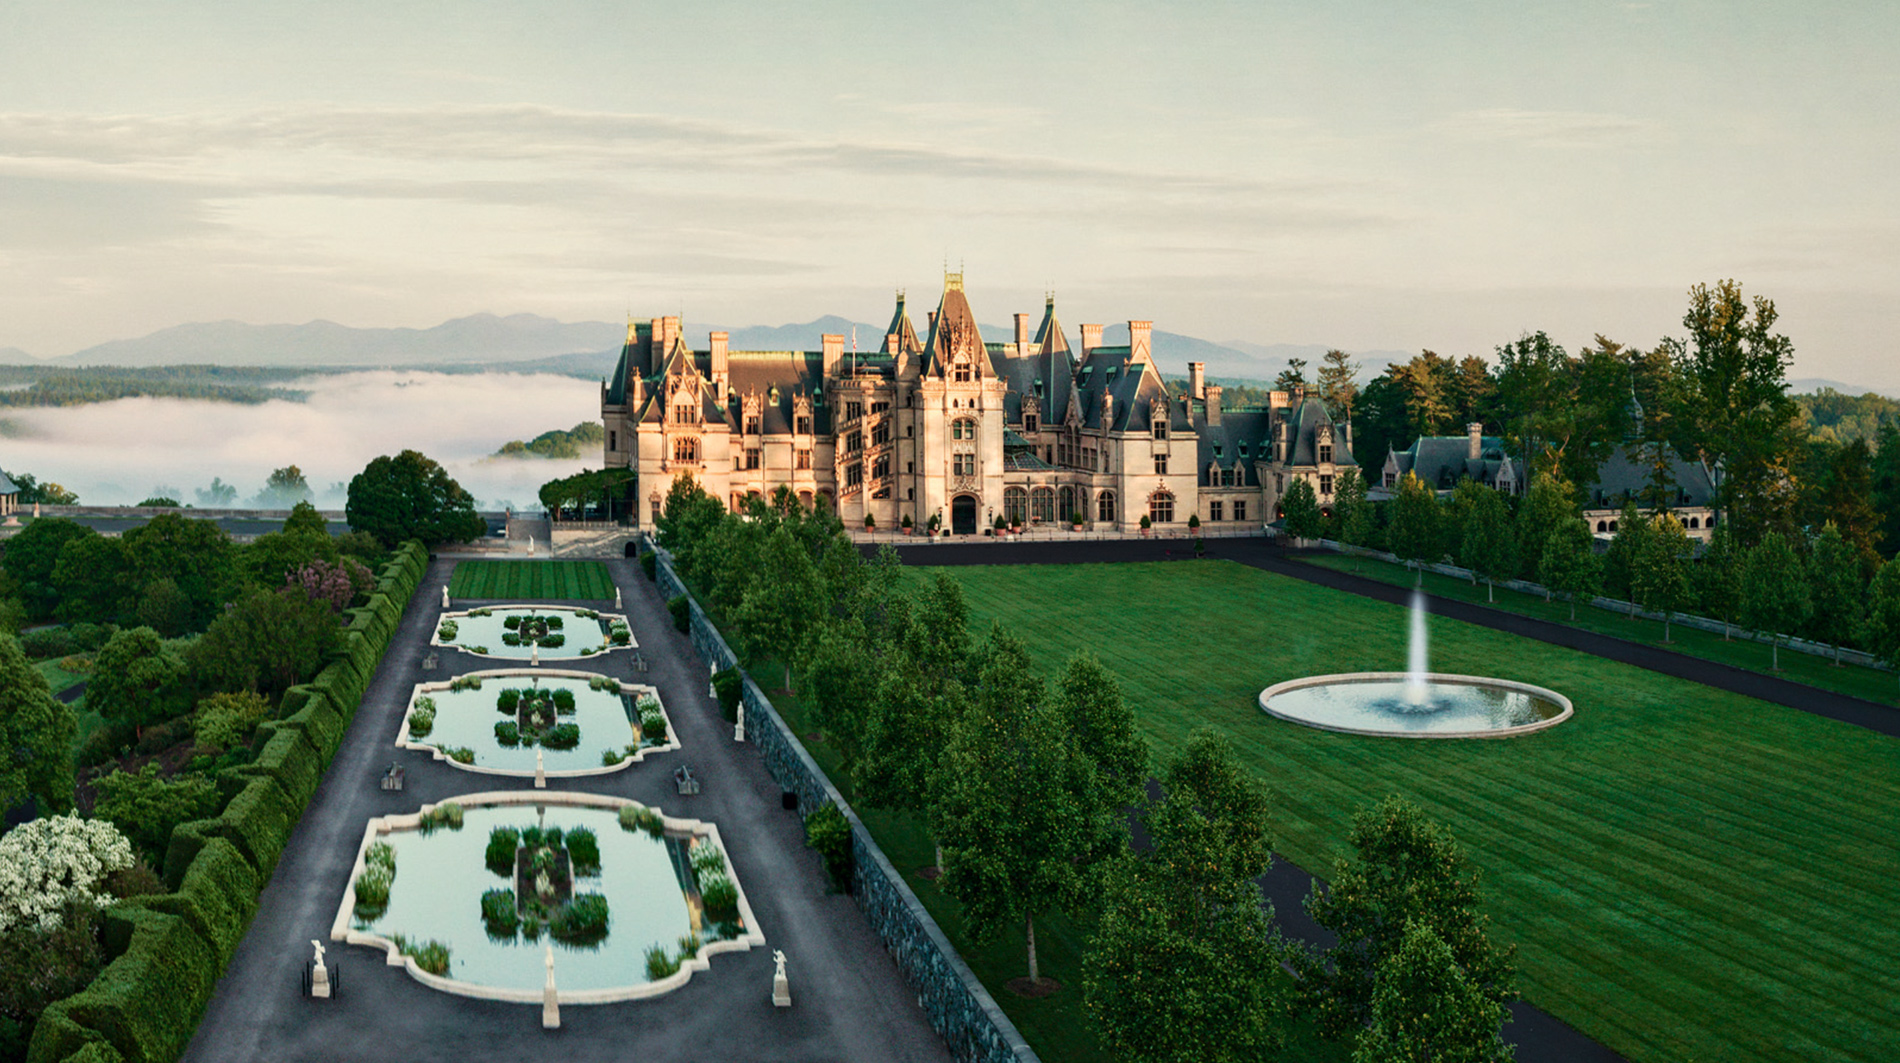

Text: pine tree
xmin=1317 ymin=348 xmax=1360 ymax=421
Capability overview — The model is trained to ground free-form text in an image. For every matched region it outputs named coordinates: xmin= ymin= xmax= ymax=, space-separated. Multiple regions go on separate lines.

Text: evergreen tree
xmin=1456 ymin=484 xmax=1516 ymax=602
xmin=1818 ymin=439 xmax=1884 ymax=570
xmin=1863 ymin=557 xmax=1900 ymax=692
xmin=1298 ymin=796 xmax=1515 ymax=1039
xmin=1537 ymin=520 xmax=1602 ymax=621
xmin=1697 ymin=520 xmax=1745 ymax=639
xmin=1317 ymin=348 xmax=1360 ymax=420
xmin=1805 ymin=523 xmax=1866 ymax=666
xmin=1274 ymin=358 xmax=1309 ymax=393
xmin=1388 ymin=472 xmax=1443 ymax=582
xmin=1739 ymin=531 xmax=1812 ymax=670
xmin=1632 ymin=513 xmax=1696 ymax=641
xmin=1352 ymin=921 xmax=1514 ymax=1063
xmin=1281 ymin=477 xmax=1323 ymax=542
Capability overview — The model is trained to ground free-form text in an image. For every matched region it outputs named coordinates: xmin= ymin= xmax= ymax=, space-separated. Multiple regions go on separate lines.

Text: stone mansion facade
xmin=600 ymin=275 xmax=1357 ymax=535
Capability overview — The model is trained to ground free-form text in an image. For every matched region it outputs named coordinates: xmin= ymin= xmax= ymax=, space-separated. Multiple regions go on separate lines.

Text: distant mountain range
xmin=11 ymin=314 xmax=1888 ymax=398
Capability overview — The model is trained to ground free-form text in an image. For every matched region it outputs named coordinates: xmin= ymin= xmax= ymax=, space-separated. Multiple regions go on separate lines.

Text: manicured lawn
xmin=447 ymin=560 xmax=615 ymax=601
xmin=926 ymin=560 xmax=1900 ymax=1063
xmin=1301 ymin=552 xmax=1900 ymax=706
xmin=35 ymin=656 xmax=88 ymax=695
xmin=769 ymin=685 xmax=1348 ymax=1063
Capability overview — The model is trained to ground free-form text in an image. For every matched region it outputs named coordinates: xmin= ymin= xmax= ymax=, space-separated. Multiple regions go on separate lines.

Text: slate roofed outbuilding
xmin=1389 ymin=434 xmax=1518 ymax=492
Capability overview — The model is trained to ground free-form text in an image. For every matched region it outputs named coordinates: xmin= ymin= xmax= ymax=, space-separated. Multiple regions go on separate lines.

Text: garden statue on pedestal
xmin=535 ymin=748 xmax=546 ymax=789
xmin=734 ymin=701 xmax=745 ymax=743
xmin=442 ymin=586 xmax=450 ymax=608
xmin=773 ymin=949 xmax=790 ymax=1007
xmin=542 ymin=944 xmax=560 ymax=1029
xmin=310 ymin=939 xmax=331 ymax=999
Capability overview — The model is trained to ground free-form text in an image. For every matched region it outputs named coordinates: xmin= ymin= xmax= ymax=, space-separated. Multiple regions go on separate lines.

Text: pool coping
xmin=396 ymin=668 xmax=681 ymax=777
xmin=329 ymin=790 xmax=768 ymax=1004
xmin=1257 ymin=671 xmax=1574 ymax=739
xmin=432 ymin=606 xmax=636 ymax=661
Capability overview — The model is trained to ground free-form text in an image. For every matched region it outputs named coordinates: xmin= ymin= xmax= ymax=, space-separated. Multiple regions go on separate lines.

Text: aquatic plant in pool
xmin=398 ymin=671 xmax=675 ymax=776
xmin=335 ymin=796 xmax=764 ymax=1000
xmin=434 ymin=606 xmax=632 ymax=660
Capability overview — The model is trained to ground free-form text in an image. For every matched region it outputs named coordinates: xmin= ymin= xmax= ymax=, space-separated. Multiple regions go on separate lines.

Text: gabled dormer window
xmin=1024 ymin=412 xmax=1038 ymax=433
xmin=1152 ymin=420 xmax=1167 ymax=440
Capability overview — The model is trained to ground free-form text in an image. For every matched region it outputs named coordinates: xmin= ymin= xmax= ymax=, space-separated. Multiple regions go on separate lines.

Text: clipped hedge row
xmin=31 ymin=541 xmax=430 ymax=1063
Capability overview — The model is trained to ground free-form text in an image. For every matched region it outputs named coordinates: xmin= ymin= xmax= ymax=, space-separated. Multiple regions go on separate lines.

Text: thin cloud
xmin=1434 ymin=108 xmax=1653 ymax=147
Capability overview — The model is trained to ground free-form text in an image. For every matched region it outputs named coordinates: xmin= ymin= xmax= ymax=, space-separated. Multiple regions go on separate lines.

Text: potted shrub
xmin=1139 ymin=514 xmax=1152 ymax=537
xmin=864 ymin=513 xmax=876 ymax=531
xmin=992 ymin=515 xmax=1006 ymax=535
xmin=1070 ymin=510 xmax=1085 ymax=531
xmin=901 ymin=513 xmax=914 ymax=535
xmin=1188 ymin=513 xmax=1201 ymax=533
xmin=927 ymin=513 xmax=942 ymax=536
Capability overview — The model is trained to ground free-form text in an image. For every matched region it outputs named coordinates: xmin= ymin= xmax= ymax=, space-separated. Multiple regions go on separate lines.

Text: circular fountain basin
xmin=1258 ymin=672 xmax=1572 ymax=738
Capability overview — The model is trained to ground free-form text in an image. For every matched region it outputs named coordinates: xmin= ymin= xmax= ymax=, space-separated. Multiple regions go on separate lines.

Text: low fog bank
xmin=0 ymin=370 xmax=603 ymax=511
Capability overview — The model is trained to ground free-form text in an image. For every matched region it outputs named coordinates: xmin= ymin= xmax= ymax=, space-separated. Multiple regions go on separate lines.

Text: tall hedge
xmin=30 ymin=541 xmax=429 ymax=1063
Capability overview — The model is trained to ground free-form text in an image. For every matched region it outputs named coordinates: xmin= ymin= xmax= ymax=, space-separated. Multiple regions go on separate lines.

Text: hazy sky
xmin=1 ymin=1 xmax=1895 ymax=384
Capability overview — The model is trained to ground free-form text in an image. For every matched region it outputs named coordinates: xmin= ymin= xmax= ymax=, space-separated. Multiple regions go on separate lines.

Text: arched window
xmin=1597 ymin=520 xmax=1607 ymax=532
xmin=1058 ymin=486 xmax=1078 ymax=523
xmin=798 ymin=490 xmax=814 ymax=510
xmin=1609 ymin=520 xmax=1619 ymax=532
xmin=673 ymin=436 xmax=699 ymax=463
xmin=1149 ymin=491 xmax=1175 ymax=524
xmin=1097 ymin=491 xmax=1117 ymax=522
xmin=1004 ymin=486 xmax=1028 ymax=525
xmin=952 ymin=418 xmax=977 ymax=441
xmin=1689 ymin=516 xmax=1700 ymax=529
xmin=1031 ymin=487 xmax=1056 ymax=523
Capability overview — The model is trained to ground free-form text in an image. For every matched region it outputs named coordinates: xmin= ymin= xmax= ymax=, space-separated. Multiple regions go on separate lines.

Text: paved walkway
xmin=180 ymin=558 xmax=950 ymax=1063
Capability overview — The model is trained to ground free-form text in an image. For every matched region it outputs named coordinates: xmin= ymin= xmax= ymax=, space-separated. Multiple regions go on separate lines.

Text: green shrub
xmin=435 ymin=621 xmax=457 ymax=641
xmin=640 ymin=711 xmax=667 ymax=742
xmin=391 ymin=935 xmax=449 ymax=976
xmin=127 ymin=838 xmax=259 ymax=965
xmin=711 ymin=669 xmax=743 ymax=722
xmin=640 ymin=552 xmax=657 ymax=581
xmin=210 ymin=775 xmax=297 ymax=878
xmin=352 ymin=864 xmax=392 ymax=910
xmin=540 ymin=633 xmax=565 ymax=649
xmin=698 ymin=872 xmax=738 ymax=921
xmin=804 ymin=803 xmax=854 ymax=893
xmin=618 ymin=805 xmax=663 ymax=837
xmin=192 ymin=691 xmax=268 ymax=754
xmin=610 ymin=628 xmax=630 ymax=645
xmin=503 ymin=615 xmax=521 ymax=630
xmin=542 ymin=826 xmax=564 ymax=851
xmin=420 ymin=802 xmax=463 ymax=831
xmin=551 ymin=689 xmax=575 ymax=712
xmin=600 ymin=748 xmax=625 ymax=766
xmin=485 ymin=827 xmax=519 ymax=873
xmin=439 ymin=745 xmax=475 ymax=764
xmin=667 ymin=595 xmax=690 ymax=632
xmin=449 ymin=675 xmax=481 ymax=692
xmin=549 ymin=893 xmax=609 ymax=945
xmin=644 ymin=944 xmax=679 ymax=981
xmin=545 ymin=616 xmax=564 ymax=630
xmin=542 ymin=723 xmax=579 ymax=749
xmin=479 ymin=888 xmax=518 ymax=936
xmin=565 ymin=828 xmax=600 ymax=873
xmin=501 ymin=632 xmax=521 ymax=647
xmin=91 ymin=766 xmax=220 ymax=866
xmin=26 ymin=906 xmax=217 ymax=1063
xmin=231 ymin=726 xmax=320 ymax=810
xmin=364 ymin=841 xmax=395 ymax=874
xmin=494 ymin=721 xmax=519 ymax=746
xmin=406 ymin=700 xmax=436 ymax=738
xmin=688 ymin=839 xmax=725 ymax=877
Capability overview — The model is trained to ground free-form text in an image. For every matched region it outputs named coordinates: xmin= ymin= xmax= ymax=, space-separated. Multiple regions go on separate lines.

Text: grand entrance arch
xmin=951 ymin=495 xmax=978 ymax=536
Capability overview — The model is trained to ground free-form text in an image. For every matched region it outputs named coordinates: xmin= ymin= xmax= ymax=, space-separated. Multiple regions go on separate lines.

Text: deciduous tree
xmin=1538 ymin=520 xmax=1602 ymax=620
xmin=0 ymin=634 xmax=75 ymax=814
xmin=1387 ymin=473 xmax=1443 ymax=581
xmin=1739 ymin=531 xmax=1812 ymax=670
xmin=345 ymin=449 xmax=485 ymax=548
xmin=0 ymin=518 xmax=94 ymax=619
xmin=87 ymin=627 xmax=191 ymax=735
xmin=1697 ymin=520 xmax=1744 ymax=639
xmin=1329 ymin=467 xmax=1373 ymax=547
xmin=1632 ymin=513 xmax=1696 ymax=641
xmin=1456 ymin=484 xmax=1516 ymax=602
xmin=1352 ymin=921 xmax=1514 ymax=1063
xmin=1281 ymin=477 xmax=1323 ymax=541
xmin=1805 ymin=523 xmax=1865 ymax=665
xmin=1513 ymin=469 xmax=1576 ymax=584
xmin=187 ymin=588 xmax=340 ymax=703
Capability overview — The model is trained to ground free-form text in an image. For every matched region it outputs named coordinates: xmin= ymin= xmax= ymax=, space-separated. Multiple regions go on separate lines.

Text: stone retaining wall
xmin=653 ymin=544 xmax=1040 ymax=1063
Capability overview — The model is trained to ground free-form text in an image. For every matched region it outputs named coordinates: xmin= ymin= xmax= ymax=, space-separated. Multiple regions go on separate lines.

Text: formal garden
xmin=446 ymin=561 xmax=617 ymax=602
xmin=397 ymin=672 xmax=673 ymax=774
xmin=433 ymin=606 xmax=632 ymax=659
xmin=338 ymin=795 xmax=760 ymax=997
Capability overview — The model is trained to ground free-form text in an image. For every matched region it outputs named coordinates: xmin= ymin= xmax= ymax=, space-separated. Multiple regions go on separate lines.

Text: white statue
xmin=615 ymin=586 xmax=623 ymax=608
xmin=441 ymin=586 xmax=449 ymax=608
xmin=309 ymin=939 xmax=331 ymax=999
xmin=772 ymin=949 xmax=790 ymax=1007
xmin=531 ymin=643 xmax=540 ymax=667
xmin=734 ymin=702 xmax=745 ymax=743
xmin=528 ymin=535 xmax=535 ymax=556
xmin=542 ymin=944 xmax=560 ymax=1029
xmin=535 ymin=748 xmax=546 ymax=790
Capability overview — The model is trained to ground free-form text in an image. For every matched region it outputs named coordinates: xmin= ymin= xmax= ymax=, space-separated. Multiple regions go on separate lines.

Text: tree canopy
xmin=345 ymin=449 xmax=485 ymax=547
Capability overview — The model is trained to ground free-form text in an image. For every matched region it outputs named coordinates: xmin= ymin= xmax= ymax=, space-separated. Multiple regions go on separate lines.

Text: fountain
xmin=1259 ymin=589 xmax=1571 ymax=738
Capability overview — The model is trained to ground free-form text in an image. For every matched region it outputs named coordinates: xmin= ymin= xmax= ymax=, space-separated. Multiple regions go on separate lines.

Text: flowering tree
xmin=0 ymin=816 xmax=135 ymax=933
xmin=287 ymin=557 xmax=375 ymax=614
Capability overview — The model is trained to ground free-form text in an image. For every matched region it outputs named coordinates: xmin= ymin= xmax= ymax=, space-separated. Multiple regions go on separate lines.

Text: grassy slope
xmin=35 ymin=657 xmax=87 ymax=695
xmin=927 ymin=560 xmax=1900 ymax=1063
xmin=1301 ymin=552 xmax=1900 ymax=706
xmin=447 ymin=560 xmax=615 ymax=601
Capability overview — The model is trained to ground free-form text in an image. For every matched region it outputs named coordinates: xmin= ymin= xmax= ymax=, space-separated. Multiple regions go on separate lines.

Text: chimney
xmin=1467 ymin=422 xmax=1483 ymax=461
xmin=709 ymin=331 xmax=729 ymax=404
xmin=885 ymin=332 xmax=899 ymax=354
xmin=1014 ymin=313 xmax=1030 ymax=349
xmin=1080 ymin=323 xmax=1104 ymax=353
xmin=1205 ymin=384 xmax=1222 ymax=426
xmin=658 ymin=315 xmax=680 ymax=355
xmin=822 ymin=333 xmax=844 ymax=378
xmin=1128 ymin=320 xmax=1152 ymax=362
xmin=1269 ymin=389 xmax=1289 ymax=412
xmin=1188 ymin=362 xmax=1206 ymax=400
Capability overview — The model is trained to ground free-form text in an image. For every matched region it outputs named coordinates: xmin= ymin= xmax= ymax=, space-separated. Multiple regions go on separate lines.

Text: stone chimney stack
xmin=822 ymin=334 xmax=844 ymax=378
xmin=1188 ymin=362 xmax=1206 ymax=400
xmin=1467 ymin=422 xmax=1483 ymax=461
xmin=1014 ymin=313 xmax=1030 ymax=349
xmin=927 ymin=311 xmax=937 ymax=334
xmin=1205 ymin=384 xmax=1222 ymax=426
xmin=1128 ymin=320 xmax=1153 ymax=363
xmin=1080 ymin=323 xmax=1104 ymax=353
xmin=708 ymin=331 xmax=730 ymax=404
xmin=658 ymin=315 xmax=680 ymax=356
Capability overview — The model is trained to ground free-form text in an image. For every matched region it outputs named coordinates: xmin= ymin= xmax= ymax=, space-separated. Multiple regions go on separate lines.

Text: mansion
xmin=600 ymin=275 xmax=1357 ymax=535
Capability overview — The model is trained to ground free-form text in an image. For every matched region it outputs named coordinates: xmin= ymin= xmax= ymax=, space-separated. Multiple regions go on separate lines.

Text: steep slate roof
xmin=922 ymin=279 xmax=987 ymax=378
xmin=1072 ymin=346 xmax=1175 ymax=432
xmin=1389 ymin=435 xmax=1516 ymax=491
xmin=1191 ymin=407 xmax=1271 ymax=487
xmin=1583 ymin=445 xmax=1715 ymax=508
xmin=884 ymin=295 xmax=923 ymax=355
xmin=724 ymin=351 xmax=830 ymax=435
xmin=1278 ymin=396 xmax=1357 ymax=468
